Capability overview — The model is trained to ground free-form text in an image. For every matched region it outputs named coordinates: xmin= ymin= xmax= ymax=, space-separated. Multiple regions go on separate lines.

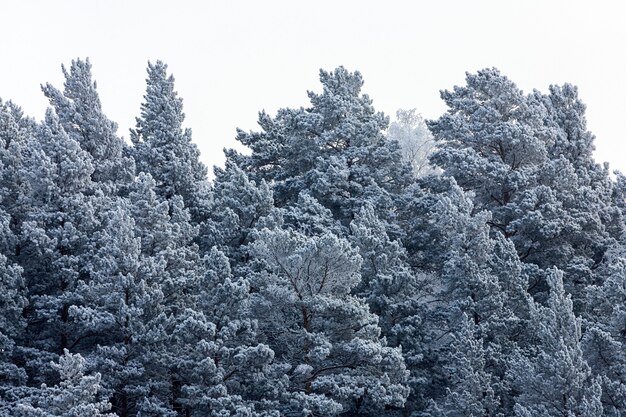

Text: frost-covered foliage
xmin=200 ymin=160 xmax=277 ymax=268
xmin=228 ymin=66 xmax=413 ymax=229
xmin=12 ymin=350 xmax=115 ymax=417
xmin=387 ymin=108 xmax=437 ymax=177
xmin=0 ymin=252 xmax=27 ymax=407
xmin=509 ymin=270 xmax=603 ymax=417
xmin=131 ymin=61 xmax=209 ymax=224
xmin=428 ymin=69 xmax=622 ymax=308
xmin=250 ymin=228 xmax=409 ymax=415
xmin=582 ymin=245 xmax=626 ymax=415
xmin=1 ymin=59 xmax=625 ymax=417
xmin=42 ymin=59 xmax=135 ymax=193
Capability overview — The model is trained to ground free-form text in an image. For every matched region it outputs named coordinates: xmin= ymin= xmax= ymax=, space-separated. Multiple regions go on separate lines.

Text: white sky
xmin=2 ymin=0 xmax=625 ymax=175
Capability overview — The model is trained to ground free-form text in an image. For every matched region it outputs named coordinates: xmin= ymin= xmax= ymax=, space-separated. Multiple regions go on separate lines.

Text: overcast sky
xmin=2 ymin=0 xmax=625 ymax=174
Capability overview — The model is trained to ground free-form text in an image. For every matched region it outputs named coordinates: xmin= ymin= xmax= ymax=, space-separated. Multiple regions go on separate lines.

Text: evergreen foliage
xmin=42 ymin=59 xmax=135 ymax=193
xmin=427 ymin=69 xmax=622 ymax=306
xmin=228 ymin=66 xmax=413 ymax=229
xmin=250 ymin=227 xmax=409 ymax=415
xmin=131 ymin=61 xmax=209 ymax=224
xmin=13 ymin=350 xmax=114 ymax=417
xmin=1 ymin=58 xmax=625 ymax=417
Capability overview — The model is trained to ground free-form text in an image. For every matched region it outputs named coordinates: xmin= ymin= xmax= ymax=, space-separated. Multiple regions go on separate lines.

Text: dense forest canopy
xmin=0 ymin=59 xmax=624 ymax=417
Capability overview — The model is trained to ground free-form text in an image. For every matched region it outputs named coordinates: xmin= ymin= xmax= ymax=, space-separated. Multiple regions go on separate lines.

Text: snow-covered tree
xmin=426 ymin=209 xmax=510 ymax=415
xmin=423 ymin=314 xmax=499 ymax=417
xmin=42 ymin=58 xmax=134 ymax=193
xmin=347 ymin=203 xmax=431 ymax=413
xmin=509 ymin=269 xmax=603 ymax=417
xmin=18 ymin=110 xmax=101 ymax=383
xmin=387 ymin=108 xmax=437 ymax=177
xmin=534 ymin=83 xmax=622 ymax=294
xmin=250 ymin=227 xmax=409 ymax=415
xmin=0 ymin=252 xmax=27 ymax=409
xmin=126 ymin=174 xmax=216 ymax=416
xmin=349 ymin=203 xmax=425 ymax=334
xmin=131 ymin=61 xmax=209 ymax=224
xmin=582 ymin=245 xmax=626 ymax=415
xmin=71 ymin=172 xmax=212 ymax=416
xmin=195 ymin=164 xmax=293 ymax=415
xmin=427 ymin=68 xmax=621 ymax=306
xmin=398 ymin=175 xmax=532 ymax=414
xmin=0 ymin=100 xmax=29 ymax=399
xmin=0 ymin=99 xmax=34 ymax=244
xmin=180 ymin=247 xmax=278 ymax=416
xmin=200 ymin=161 xmax=276 ymax=268
xmin=13 ymin=350 xmax=114 ymax=417
xmin=127 ymin=173 xmax=203 ymax=315
xmin=229 ymin=66 xmax=413 ymax=229
xmin=70 ymin=199 xmax=163 ymax=417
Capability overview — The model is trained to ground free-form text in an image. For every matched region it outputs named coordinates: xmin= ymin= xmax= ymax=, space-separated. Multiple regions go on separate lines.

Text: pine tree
xmin=197 ymin=165 xmax=288 ymax=415
xmin=509 ymin=269 xmax=603 ymax=417
xmin=423 ymin=206 xmax=509 ymax=415
xmin=42 ymin=58 xmax=135 ymax=194
xmin=180 ymin=247 xmax=278 ymax=416
xmin=349 ymin=203 xmax=426 ymax=336
xmin=18 ymin=109 xmax=101 ymax=384
xmin=582 ymin=244 xmax=626 ymax=415
xmin=347 ymin=203 xmax=432 ymax=413
xmin=427 ymin=69 xmax=622 ymax=305
xmin=0 ymin=252 xmax=28 ymax=409
xmin=229 ymin=66 xmax=412 ymax=229
xmin=398 ymin=175 xmax=502 ymax=274
xmin=223 ymin=69 xmax=421 ymax=415
xmin=127 ymin=174 xmax=212 ymax=416
xmin=0 ymin=99 xmax=34 ymax=245
xmin=423 ymin=315 xmax=499 ymax=417
xmin=398 ymin=176 xmax=532 ymax=415
xmin=127 ymin=173 xmax=204 ymax=315
xmin=131 ymin=61 xmax=209 ymax=224
xmin=200 ymin=161 xmax=276 ymax=268
xmin=13 ymin=350 xmax=114 ymax=417
xmin=249 ymin=227 xmax=409 ymax=416
xmin=534 ymin=83 xmax=622 ymax=293
xmin=0 ymin=100 xmax=29 ymax=402
xmin=73 ymin=198 xmax=172 ymax=417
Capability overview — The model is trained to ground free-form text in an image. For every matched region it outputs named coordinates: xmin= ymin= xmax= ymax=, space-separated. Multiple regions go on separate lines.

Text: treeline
xmin=0 ymin=59 xmax=624 ymax=416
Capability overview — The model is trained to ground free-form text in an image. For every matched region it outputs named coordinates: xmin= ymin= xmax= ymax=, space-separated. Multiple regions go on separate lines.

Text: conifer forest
xmin=1 ymin=59 xmax=625 ymax=417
